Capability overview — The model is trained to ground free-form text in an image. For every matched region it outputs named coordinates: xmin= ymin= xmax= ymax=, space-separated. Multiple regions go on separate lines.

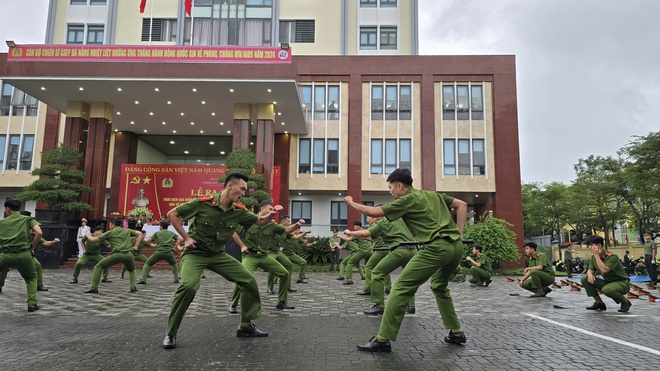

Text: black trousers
xmin=645 ymin=255 xmax=657 ymax=284
xmin=330 ymin=249 xmax=340 ymax=270
xmin=565 ymin=259 xmax=573 ymax=278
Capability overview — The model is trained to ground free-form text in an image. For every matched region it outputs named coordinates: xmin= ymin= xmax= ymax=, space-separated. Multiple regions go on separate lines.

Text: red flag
xmin=185 ymin=0 xmax=192 ymax=16
xmin=140 ymin=0 xmax=147 ymax=13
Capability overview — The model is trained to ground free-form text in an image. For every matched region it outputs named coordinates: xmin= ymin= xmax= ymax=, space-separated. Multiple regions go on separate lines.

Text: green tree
xmin=463 ymin=214 xmax=520 ymax=266
xmin=17 ymin=145 xmax=93 ymax=212
xmin=218 ymin=148 xmax=269 ymax=210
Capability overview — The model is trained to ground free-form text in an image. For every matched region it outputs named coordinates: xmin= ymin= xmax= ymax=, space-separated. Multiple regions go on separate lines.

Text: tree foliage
xmin=218 ymin=148 xmax=269 ymax=210
xmin=17 ymin=145 xmax=93 ymax=212
xmin=463 ymin=214 xmax=520 ymax=264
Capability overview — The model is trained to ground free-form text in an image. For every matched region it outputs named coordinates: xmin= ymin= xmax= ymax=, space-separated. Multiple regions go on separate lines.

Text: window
xmin=372 ymin=84 xmax=412 ymax=120
xmin=300 ymin=84 xmax=340 ymax=121
xmin=362 ymin=201 xmax=374 ymax=227
xmin=327 ymin=86 xmax=339 ymax=120
xmin=473 ymin=139 xmax=485 ymax=175
xmin=457 ymin=86 xmax=469 ymax=120
xmin=300 ymin=85 xmax=312 ymax=121
xmin=360 ymin=0 xmax=377 ymax=7
xmin=443 ymin=84 xmax=485 ymax=120
xmin=71 ymin=0 xmax=87 ymax=4
xmin=0 ymin=135 xmax=5 ymax=169
xmin=246 ymin=0 xmax=272 ymax=5
xmin=2 ymin=85 xmax=37 ymax=117
xmin=330 ymin=201 xmax=347 ymax=231
xmin=312 ymin=138 xmax=324 ymax=174
xmin=20 ymin=135 xmax=34 ymax=170
xmin=6 ymin=135 xmax=20 ymax=170
xmin=87 ymin=25 xmax=104 ymax=44
xmin=442 ymin=85 xmax=455 ymax=120
xmin=458 ymin=139 xmax=471 ymax=175
xmin=67 ymin=25 xmax=85 ymax=44
xmin=90 ymin=0 xmax=106 ymax=5
xmin=327 ymin=139 xmax=339 ymax=174
xmin=443 ymin=139 xmax=455 ymax=175
xmin=360 ymin=27 xmax=377 ymax=50
xmin=299 ymin=138 xmax=311 ymax=173
xmin=313 ymin=86 xmax=325 ymax=120
xmin=0 ymin=83 xmax=11 ymax=116
xmin=443 ymin=139 xmax=486 ymax=176
xmin=141 ymin=19 xmax=177 ymax=42
xmin=380 ymin=0 xmax=397 ymax=7
xmin=471 ymin=85 xmax=483 ymax=120
xmin=380 ymin=27 xmax=397 ymax=50
xmin=185 ymin=2 xmax=272 ymax=46
xmin=291 ymin=201 xmax=312 ymax=224
xmin=300 ymin=138 xmax=339 ymax=174
xmin=279 ymin=20 xmax=315 ymax=43
xmin=371 ymin=139 xmax=411 ymax=174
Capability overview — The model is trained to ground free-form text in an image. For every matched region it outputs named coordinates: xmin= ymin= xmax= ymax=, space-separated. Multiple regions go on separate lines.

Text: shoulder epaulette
xmin=199 ymin=196 xmax=213 ymax=202
xmin=233 ymin=202 xmax=246 ymax=209
xmin=605 ymin=252 xmax=613 ymax=257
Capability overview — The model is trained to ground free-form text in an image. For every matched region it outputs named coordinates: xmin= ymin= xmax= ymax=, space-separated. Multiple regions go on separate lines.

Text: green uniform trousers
xmin=231 ymin=252 xmax=290 ymax=306
xmin=521 ymin=270 xmax=554 ymax=294
xmin=286 ymin=253 xmax=308 ymax=280
xmin=339 ymin=252 xmax=364 ymax=279
xmin=122 ymin=253 xmax=148 ymax=277
xmin=266 ymin=252 xmax=293 ymax=291
xmin=345 ymin=251 xmax=372 ymax=282
xmin=469 ymin=266 xmax=491 ymax=285
xmin=363 ymin=251 xmax=391 ymax=293
xmin=378 ymin=239 xmax=463 ymax=341
xmin=371 ymin=248 xmax=416 ymax=308
xmin=90 ymin=252 xmax=136 ymax=289
xmin=168 ymin=252 xmax=261 ymax=337
xmin=73 ymin=254 xmax=109 ymax=279
xmin=141 ymin=251 xmax=179 ymax=281
xmin=0 ymin=256 xmax=44 ymax=288
xmin=580 ymin=276 xmax=629 ymax=304
xmin=0 ymin=251 xmax=37 ymax=305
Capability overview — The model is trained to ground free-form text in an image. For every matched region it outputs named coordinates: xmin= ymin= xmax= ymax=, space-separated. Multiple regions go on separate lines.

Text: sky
xmin=1 ymin=0 xmax=659 ymax=185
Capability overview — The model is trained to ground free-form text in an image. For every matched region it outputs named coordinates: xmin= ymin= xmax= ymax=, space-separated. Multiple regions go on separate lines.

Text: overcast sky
xmin=1 ymin=0 xmax=658 ymax=185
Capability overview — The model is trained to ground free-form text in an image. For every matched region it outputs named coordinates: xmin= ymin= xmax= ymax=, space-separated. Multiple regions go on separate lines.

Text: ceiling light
xmin=211 ymin=112 xmax=216 ymax=116
xmin=196 ymin=159 xmax=201 ymax=162
xmin=154 ymin=87 xmax=159 ymax=92
xmin=143 ymin=129 xmax=148 ymax=133
xmin=220 ymin=151 xmax=226 ymax=155
xmin=79 ymin=87 xmax=84 ymax=91
xmin=277 ymin=112 xmax=281 ymax=116
xmin=273 ymin=101 xmax=277 ymax=105
xmin=180 ymin=112 xmax=184 ymax=116
xmin=281 ymin=122 xmax=285 ymax=125
xmin=201 ymin=101 xmax=206 ymax=104
xmin=184 ymin=150 xmax=189 ymax=154
xmin=116 ymin=112 xmax=121 ymax=115
xmin=475 ymin=194 xmax=479 ymax=197
xmin=338 ymin=193 xmax=342 ymax=196
xmin=114 ymin=129 xmax=118 ymax=132
xmin=40 ymin=87 xmax=45 ymax=90
xmin=170 ymin=141 xmax=175 ymax=144
xmin=149 ymin=112 xmax=154 ymax=116
xmin=209 ymin=141 xmax=215 ymax=145
xmin=284 ymin=131 xmax=288 ymax=134
xmin=267 ymin=89 xmax=272 ymax=93
xmin=117 ymin=87 xmax=122 ymax=91
xmin=135 ymin=100 xmax=139 ymax=104
xmin=190 ymin=122 xmax=194 ymax=125
xmin=162 ymin=121 xmax=166 ymax=125
xmin=200 ymin=130 xmax=204 ymax=134
xmin=130 ymin=121 xmax=134 ymax=124
xmin=220 ymin=122 xmax=224 ymax=125
xmin=226 ymin=130 xmax=231 ymax=134
xmin=167 ymin=101 xmax=171 ymax=105
xmin=192 ymin=88 xmax=197 ymax=92
xmin=173 ymin=130 xmax=177 ymax=133
xmin=298 ymin=192 xmax=301 ymax=195
xmin=229 ymin=88 xmax=234 ymax=92
xmin=250 ymin=142 xmax=253 ymax=145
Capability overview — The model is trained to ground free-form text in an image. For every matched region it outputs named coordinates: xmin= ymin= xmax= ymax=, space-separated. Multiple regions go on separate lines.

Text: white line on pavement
xmin=524 ymin=313 xmax=660 ymax=356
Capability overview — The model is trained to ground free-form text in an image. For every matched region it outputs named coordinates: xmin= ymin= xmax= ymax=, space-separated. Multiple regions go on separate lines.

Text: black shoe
xmin=130 ymin=286 xmax=138 ymax=293
xmin=543 ymin=287 xmax=553 ymax=294
xmin=147 ymin=275 xmax=153 ymax=278
xmin=236 ymin=323 xmax=268 ymax=337
xmin=137 ymin=280 xmax=147 ymax=285
xmin=202 ymin=275 xmax=206 ymax=279
xmin=83 ymin=288 xmax=99 ymax=294
xmin=406 ymin=306 xmax=416 ymax=314
xmin=529 ymin=292 xmax=547 ymax=298
xmin=276 ymin=301 xmax=295 ymax=310
xmin=70 ymin=278 xmax=78 ymax=284
xmin=173 ymin=279 xmax=179 ymax=284
xmin=357 ymin=335 xmax=391 ymax=353
xmin=27 ymin=304 xmax=40 ymax=312
xmin=586 ymin=302 xmax=607 ymax=311
xmin=101 ymin=278 xmax=112 ymax=283
xmin=469 ymin=283 xmax=482 ymax=288
xmin=296 ymin=279 xmax=308 ymax=284
xmin=363 ymin=305 xmax=384 ymax=315
xmin=266 ymin=289 xmax=275 ymax=295
xmin=444 ymin=330 xmax=467 ymax=344
xmin=228 ymin=305 xmax=238 ymax=314
xmin=356 ymin=290 xmax=370 ymax=296
xmin=342 ymin=281 xmax=354 ymax=285
xmin=162 ymin=335 xmax=176 ymax=349
xmin=120 ymin=275 xmax=124 ymax=279
xmin=336 ymin=277 xmax=345 ymax=281
xmin=385 ymin=289 xmax=391 ymax=294
xmin=484 ymin=279 xmax=492 ymax=287
xmin=288 ymin=287 xmax=297 ymax=292
xmin=361 ymin=277 xmax=365 ymax=280
xmin=618 ymin=300 xmax=632 ymax=313
xmin=37 ymin=285 xmax=48 ymax=292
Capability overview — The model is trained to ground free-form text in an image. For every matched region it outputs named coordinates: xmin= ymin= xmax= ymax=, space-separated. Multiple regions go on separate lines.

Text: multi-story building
xmin=0 ymin=0 xmax=523 ymax=250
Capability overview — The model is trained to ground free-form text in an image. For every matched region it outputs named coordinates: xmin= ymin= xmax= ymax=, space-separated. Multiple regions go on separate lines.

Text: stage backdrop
xmin=118 ymin=164 xmax=281 ymax=219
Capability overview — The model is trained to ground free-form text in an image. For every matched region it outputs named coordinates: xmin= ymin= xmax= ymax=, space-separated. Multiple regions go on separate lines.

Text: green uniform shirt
xmin=367 ymin=218 xmax=415 ymax=249
xmin=151 ymin=229 xmax=178 ymax=252
xmin=644 ymin=241 xmax=656 ymax=255
xmin=564 ymin=249 xmax=573 ymax=260
xmin=352 ymin=235 xmax=373 ymax=252
xmin=588 ymin=252 xmax=629 ymax=283
xmin=98 ymin=227 xmax=138 ymax=253
xmin=380 ymin=188 xmax=461 ymax=245
xmin=474 ymin=254 xmax=492 ymax=272
xmin=243 ymin=221 xmax=287 ymax=253
xmin=82 ymin=236 xmax=106 ymax=255
xmin=343 ymin=240 xmax=358 ymax=251
xmin=0 ymin=213 xmax=40 ymax=252
xmin=526 ymin=252 xmax=554 ymax=276
xmin=175 ymin=194 xmax=258 ymax=255
xmin=281 ymin=236 xmax=299 ymax=256
xmin=329 ymin=236 xmax=342 ymax=249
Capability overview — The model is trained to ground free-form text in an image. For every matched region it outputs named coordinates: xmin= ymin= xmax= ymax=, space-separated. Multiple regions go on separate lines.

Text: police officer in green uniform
xmin=345 ymin=169 xmax=468 ymax=352
xmin=337 ymin=239 xmax=358 ymax=280
xmin=121 ymin=231 xmax=153 ymax=280
xmin=287 ymin=224 xmax=313 ymax=284
xmin=345 ymin=215 xmax=416 ymax=315
xmin=163 ymin=173 xmax=283 ymax=349
xmin=266 ymin=217 xmax=311 ymax=293
xmin=563 ymin=245 xmax=574 ymax=278
xmin=519 ymin=242 xmax=555 ymax=297
xmin=82 ymin=218 xmax=144 ymax=294
xmin=351 ymin=217 xmax=391 ymax=297
xmin=466 ymin=244 xmax=492 ymax=287
xmin=643 ymin=232 xmax=657 ymax=285
xmin=229 ymin=201 xmax=305 ymax=312
xmin=265 ymin=215 xmax=296 ymax=294
xmin=0 ymin=199 xmax=42 ymax=312
xmin=340 ymin=221 xmax=372 ymax=285
xmin=329 ymin=229 xmax=342 ymax=271
xmin=581 ymin=235 xmax=632 ymax=312
xmin=138 ymin=221 xmax=182 ymax=285
xmin=70 ymin=226 xmax=110 ymax=284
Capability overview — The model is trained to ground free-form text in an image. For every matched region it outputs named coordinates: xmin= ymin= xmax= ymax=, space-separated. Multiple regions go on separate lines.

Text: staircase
xmin=60 ymin=245 xmax=181 ymax=270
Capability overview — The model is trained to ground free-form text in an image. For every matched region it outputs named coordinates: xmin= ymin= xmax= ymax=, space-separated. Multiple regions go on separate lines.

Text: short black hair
xmin=224 ymin=173 xmax=249 ymax=188
xmin=523 ymin=241 xmax=537 ymax=250
xmin=281 ymin=215 xmax=290 ymax=221
xmin=160 ymin=220 xmax=170 ymax=229
xmin=110 ymin=217 xmax=123 ymax=227
xmin=473 ymin=244 xmax=483 ymax=253
xmin=20 ymin=210 xmax=32 ymax=216
xmin=353 ymin=221 xmax=362 ymax=227
xmin=625 ymin=250 xmax=630 ymax=254
xmin=386 ymin=168 xmax=413 ymax=187
xmin=94 ymin=226 xmax=105 ymax=232
xmin=332 ymin=229 xmax=338 ymax=233
xmin=4 ymin=199 xmax=20 ymax=211
xmin=586 ymin=235 xmax=604 ymax=246
xmin=259 ymin=200 xmax=273 ymax=209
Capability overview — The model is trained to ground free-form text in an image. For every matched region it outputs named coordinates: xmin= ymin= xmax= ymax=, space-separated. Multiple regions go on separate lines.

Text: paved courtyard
xmin=1 ymin=268 xmax=659 ymax=370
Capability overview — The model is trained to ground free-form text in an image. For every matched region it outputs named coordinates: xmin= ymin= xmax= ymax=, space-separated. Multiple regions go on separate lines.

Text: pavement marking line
xmin=524 ymin=313 xmax=660 ymax=356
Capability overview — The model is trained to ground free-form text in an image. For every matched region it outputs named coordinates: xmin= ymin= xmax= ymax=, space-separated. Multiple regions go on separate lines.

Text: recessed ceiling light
xmin=220 ymin=122 xmax=224 ymax=125
xmin=284 ymin=131 xmax=288 ymax=134
xmin=143 ymin=129 xmax=148 ymax=133
xmin=229 ymin=88 xmax=234 ymax=92
xmin=338 ymin=193 xmax=342 ymax=196
xmin=227 ymin=130 xmax=231 ymax=133
xmin=196 ymin=159 xmax=201 ymax=162
xmin=116 ymin=112 xmax=121 ymax=115
xmin=162 ymin=121 xmax=166 ymax=125
xmin=475 ymin=194 xmax=479 ymax=197
xmin=267 ymin=89 xmax=272 ymax=92
xmin=192 ymin=88 xmax=197 ymax=92
xmin=180 ymin=112 xmax=184 ymax=116
xmin=79 ymin=87 xmax=84 ymax=91
xmin=209 ymin=141 xmax=215 ymax=145
xmin=190 ymin=122 xmax=194 ymax=125
xmin=170 ymin=141 xmax=175 ymax=144
xmin=167 ymin=101 xmax=171 ymax=105
xmin=154 ymin=87 xmax=159 ymax=92
xmin=298 ymin=192 xmax=301 ymax=195
xmin=250 ymin=142 xmax=254 ymax=145
xmin=40 ymin=87 xmax=45 ymax=90
xmin=220 ymin=151 xmax=226 ymax=155
xmin=149 ymin=112 xmax=154 ymax=116
xmin=135 ymin=101 xmax=139 ymax=104
xmin=211 ymin=112 xmax=216 ymax=116
xmin=201 ymin=101 xmax=206 ymax=104
xmin=281 ymin=122 xmax=285 ymax=125
xmin=273 ymin=101 xmax=277 ymax=105
xmin=130 ymin=121 xmax=134 ymax=124
xmin=117 ymin=87 xmax=122 ymax=91
xmin=173 ymin=130 xmax=177 ymax=133
xmin=184 ymin=150 xmax=189 ymax=154
xmin=277 ymin=112 xmax=281 ymax=116
xmin=250 ymin=122 xmax=253 ymax=125
xmin=114 ymin=129 xmax=118 ymax=132
xmin=200 ymin=130 xmax=204 ymax=134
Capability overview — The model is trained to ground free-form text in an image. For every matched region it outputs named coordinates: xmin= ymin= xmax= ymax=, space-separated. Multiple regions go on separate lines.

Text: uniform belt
xmin=247 ymin=249 xmax=265 ymax=255
xmin=0 ymin=249 xmax=29 ymax=254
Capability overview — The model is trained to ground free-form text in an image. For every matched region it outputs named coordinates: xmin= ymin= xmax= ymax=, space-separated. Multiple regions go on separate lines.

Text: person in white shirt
xmin=77 ymin=218 xmax=91 ymax=258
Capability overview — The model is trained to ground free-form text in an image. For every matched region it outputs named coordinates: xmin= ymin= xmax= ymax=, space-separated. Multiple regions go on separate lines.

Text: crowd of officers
xmin=0 ymin=169 xmax=653 ymax=354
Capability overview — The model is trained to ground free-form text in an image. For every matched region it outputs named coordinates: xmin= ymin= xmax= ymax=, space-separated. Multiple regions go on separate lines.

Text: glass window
xmin=71 ymin=0 xmax=87 ymax=4
xmin=371 ymin=85 xmax=383 ymax=120
xmin=299 ymin=85 xmax=312 ymax=121
xmin=327 ymin=86 xmax=339 ymax=120
xmin=87 ymin=25 xmax=104 ymax=44
xmin=90 ymin=0 xmax=106 ymax=5
xmin=360 ymin=27 xmax=377 ymax=50
xmin=327 ymin=139 xmax=339 ymax=174
xmin=471 ymin=85 xmax=484 ymax=120
xmin=0 ymin=83 xmax=12 ymax=116
xmin=25 ymin=95 xmax=38 ymax=116
xmin=458 ymin=139 xmax=470 ymax=175
xmin=312 ymin=138 xmax=325 ymax=174
xmin=360 ymin=0 xmax=377 ymax=7
xmin=141 ymin=19 xmax=177 ymax=42
xmin=380 ymin=0 xmax=397 ymax=7
xmin=10 ymin=89 xmax=25 ymax=116
xmin=380 ymin=27 xmax=397 ymax=50
xmin=362 ymin=201 xmax=374 ymax=227
xmin=0 ymin=135 xmax=5 ymax=169
xmin=314 ymin=86 xmax=325 ymax=120
xmin=443 ymin=139 xmax=455 ymax=175
xmin=330 ymin=201 xmax=347 ymax=231
xmin=473 ymin=139 xmax=485 ymax=175
xmin=399 ymin=85 xmax=411 ymax=120
xmin=399 ymin=139 xmax=411 ymax=170
xmin=246 ymin=0 xmax=272 ymax=5
xmin=370 ymin=139 xmax=383 ymax=174
xmin=442 ymin=85 xmax=455 ymax=120
xmin=385 ymin=139 xmax=397 ymax=174
xmin=67 ymin=25 xmax=85 ymax=44
xmin=457 ymin=85 xmax=469 ymax=120
xmin=291 ymin=201 xmax=312 ymax=224
xmin=385 ymin=85 xmax=398 ymax=120
xmin=6 ymin=135 xmax=20 ymax=170
xmin=279 ymin=20 xmax=315 ymax=43
xmin=20 ymin=135 xmax=34 ymax=170
xmin=298 ymin=138 xmax=311 ymax=173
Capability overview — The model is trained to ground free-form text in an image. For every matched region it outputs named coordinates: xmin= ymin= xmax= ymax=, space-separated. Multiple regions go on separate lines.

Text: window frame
xmin=443 ymin=139 xmax=456 ymax=175
xmin=326 ymin=139 xmax=339 ymax=174
xmin=312 ymin=138 xmax=325 ymax=174
xmin=67 ymin=24 xmax=85 ymax=44
xmin=360 ymin=0 xmax=377 ymax=7
xmin=359 ymin=26 xmax=377 ymax=50
xmin=291 ymin=200 xmax=312 ymax=225
xmin=379 ymin=26 xmax=397 ymax=50
xmin=20 ymin=135 xmax=35 ymax=170
xmin=86 ymin=25 xmax=104 ymax=44
xmin=380 ymin=0 xmax=397 ymax=7
xmin=298 ymin=138 xmax=311 ymax=174
xmin=330 ymin=201 xmax=347 ymax=231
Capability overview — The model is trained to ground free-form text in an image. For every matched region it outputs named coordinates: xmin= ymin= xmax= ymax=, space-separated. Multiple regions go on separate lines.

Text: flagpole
xmin=148 ymin=0 xmax=154 ymax=46
xmin=190 ymin=1 xmax=194 ymax=45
